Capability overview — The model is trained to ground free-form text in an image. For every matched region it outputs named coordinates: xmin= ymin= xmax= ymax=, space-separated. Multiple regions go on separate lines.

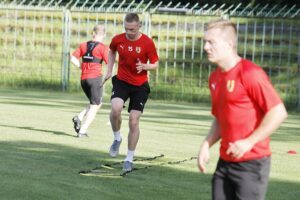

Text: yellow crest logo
xmin=227 ymin=80 xmax=235 ymax=92
xmin=136 ymin=47 xmax=141 ymax=54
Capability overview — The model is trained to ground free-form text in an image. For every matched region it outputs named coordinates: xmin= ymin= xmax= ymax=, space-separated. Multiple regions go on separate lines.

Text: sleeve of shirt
xmin=72 ymin=43 xmax=84 ymax=59
xmin=243 ymin=67 xmax=282 ymax=113
xmin=146 ymin=39 xmax=159 ymax=64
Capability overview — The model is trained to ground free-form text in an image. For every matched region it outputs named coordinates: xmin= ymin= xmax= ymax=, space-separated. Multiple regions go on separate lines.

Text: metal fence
xmin=0 ymin=1 xmax=299 ymax=108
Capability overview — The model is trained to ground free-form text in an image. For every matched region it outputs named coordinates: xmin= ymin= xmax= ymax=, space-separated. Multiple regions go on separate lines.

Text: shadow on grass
xmin=0 ymin=124 xmax=73 ymax=138
xmin=0 ymin=89 xmax=299 ymax=199
xmin=0 ymin=140 xmax=299 ymax=200
xmin=0 ymin=140 xmax=210 ymax=200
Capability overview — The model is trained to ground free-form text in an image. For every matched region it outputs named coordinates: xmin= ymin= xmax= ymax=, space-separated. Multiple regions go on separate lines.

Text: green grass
xmin=0 ymin=88 xmax=299 ymax=200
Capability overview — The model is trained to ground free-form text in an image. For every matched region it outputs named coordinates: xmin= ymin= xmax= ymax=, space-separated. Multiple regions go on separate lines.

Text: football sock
xmin=78 ymin=105 xmax=90 ymax=121
xmin=125 ymin=150 xmax=134 ymax=163
xmin=113 ymin=131 xmax=122 ymax=141
xmin=79 ymin=104 xmax=100 ymax=133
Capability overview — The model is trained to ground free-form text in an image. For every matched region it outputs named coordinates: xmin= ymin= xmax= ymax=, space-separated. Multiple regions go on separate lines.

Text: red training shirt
xmin=72 ymin=41 xmax=109 ymax=80
xmin=110 ymin=33 xmax=159 ymax=86
xmin=209 ymin=59 xmax=282 ymax=162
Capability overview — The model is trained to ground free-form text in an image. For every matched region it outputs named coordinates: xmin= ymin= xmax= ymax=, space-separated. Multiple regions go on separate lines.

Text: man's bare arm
xmin=226 ymin=103 xmax=288 ymax=159
xmin=197 ymin=119 xmax=221 ymax=173
xmin=105 ymin=50 xmax=116 ymax=80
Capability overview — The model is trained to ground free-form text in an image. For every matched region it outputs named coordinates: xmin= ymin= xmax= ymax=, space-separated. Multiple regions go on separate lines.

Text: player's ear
xmin=227 ymin=38 xmax=237 ymax=50
xmin=227 ymin=40 xmax=234 ymax=48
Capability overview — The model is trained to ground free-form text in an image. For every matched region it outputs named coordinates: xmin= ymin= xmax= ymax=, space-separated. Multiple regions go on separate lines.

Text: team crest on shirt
xmin=135 ymin=46 xmax=141 ymax=54
xmin=227 ymin=80 xmax=235 ymax=92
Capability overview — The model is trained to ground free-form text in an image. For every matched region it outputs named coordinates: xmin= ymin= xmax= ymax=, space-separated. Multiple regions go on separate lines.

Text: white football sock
xmin=113 ymin=131 xmax=122 ymax=141
xmin=125 ymin=150 xmax=134 ymax=163
xmin=79 ymin=104 xmax=100 ymax=134
xmin=78 ymin=105 xmax=90 ymax=121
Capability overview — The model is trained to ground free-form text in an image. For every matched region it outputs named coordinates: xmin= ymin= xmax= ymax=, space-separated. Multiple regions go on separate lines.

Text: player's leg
xmin=123 ymin=81 xmax=150 ymax=171
xmin=127 ymin=109 xmax=142 ymax=154
xmin=212 ymin=159 xmax=235 ymax=200
xmin=229 ymin=157 xmax=271 ymax=200
xmin=110 ymin=98 xmax=123 ymax=132
xmin=72 ymin=79 xmax=90 ymax=134
xmin=78 ymin=105 xmax=90 ymax=121
xmin=78 ymin=105 xmax=100 ymax=135
xmin=72 ymin=104 xmax=90 ymax=134
xmin=78 ymin=77 xmax=103 ymax=136
xmin=109 ymin=76 xmax=128 ymax=157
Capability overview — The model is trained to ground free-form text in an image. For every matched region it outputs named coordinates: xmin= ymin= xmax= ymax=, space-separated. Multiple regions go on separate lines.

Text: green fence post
xmin=61 ymin=8 xmax=71 ymax=91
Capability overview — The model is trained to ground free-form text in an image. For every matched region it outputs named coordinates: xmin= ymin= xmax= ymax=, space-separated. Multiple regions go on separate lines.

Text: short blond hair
xmin=93 ymin=24 xmax=105 ymax=35
xmin=205 ymin=19 xmax=237 ymax=35
xmin=205 ymin=19 xmax=238 ymax=48
xmin=125 ymin=13 xmax=140 ymax=23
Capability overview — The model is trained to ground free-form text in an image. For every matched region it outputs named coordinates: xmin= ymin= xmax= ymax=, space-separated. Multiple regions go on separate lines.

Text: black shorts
xmin=212 ymin=157 xmax=271 ymax=200
xmin=81 ymin=76 xmax=103 ymax=105
xmin=111 ymin=76 xmax=150 ymax=112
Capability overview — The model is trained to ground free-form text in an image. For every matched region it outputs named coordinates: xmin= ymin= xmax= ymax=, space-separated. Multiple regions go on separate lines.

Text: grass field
xmin=0 ymin=88 xmax=299 ymax=200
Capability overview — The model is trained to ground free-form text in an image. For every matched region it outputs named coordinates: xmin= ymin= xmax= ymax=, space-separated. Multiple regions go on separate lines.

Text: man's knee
xmin=129 ymin=117 xmax=139 ymax=128
xmin=129 ymin=112 xmax=141 ymax=128
xmin=111 ymin=107 xmax=122 ymax=118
